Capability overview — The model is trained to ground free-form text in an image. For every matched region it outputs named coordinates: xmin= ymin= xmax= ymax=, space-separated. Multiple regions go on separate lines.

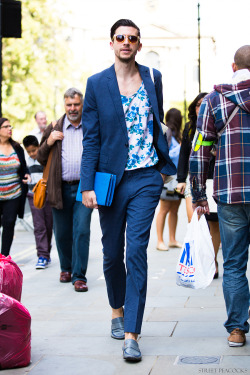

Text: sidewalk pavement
xmin=2 ymin=200 xmax=250 ymax=375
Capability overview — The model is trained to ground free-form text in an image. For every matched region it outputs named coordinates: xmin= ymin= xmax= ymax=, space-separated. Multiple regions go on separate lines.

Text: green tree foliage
xmin=2 ymin=0 xmax=72 ymax=138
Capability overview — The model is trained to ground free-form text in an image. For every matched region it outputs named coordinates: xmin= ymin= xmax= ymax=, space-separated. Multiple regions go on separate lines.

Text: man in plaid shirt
xmin=190 ymin=45 xmax=250 ymax=347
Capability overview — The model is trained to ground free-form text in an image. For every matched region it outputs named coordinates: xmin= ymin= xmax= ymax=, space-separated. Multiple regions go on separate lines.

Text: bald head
xmin=234 ymin=45 xmax=250 ymax=70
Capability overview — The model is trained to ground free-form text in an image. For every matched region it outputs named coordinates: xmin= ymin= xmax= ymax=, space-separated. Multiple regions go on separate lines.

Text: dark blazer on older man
xmin=80 ymin=63 xmax=176 ymax=192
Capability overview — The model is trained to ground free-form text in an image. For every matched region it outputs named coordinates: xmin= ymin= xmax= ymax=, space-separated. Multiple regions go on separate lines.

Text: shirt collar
xmin=65 ymin=115 xmax=82 ymax=129
xmin=231 ymin=69 xmax=250 ymax=84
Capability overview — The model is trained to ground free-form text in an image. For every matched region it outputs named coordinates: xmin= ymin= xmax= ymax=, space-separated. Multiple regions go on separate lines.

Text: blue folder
xmin=76 ymin=172 xmax=116 ymax=206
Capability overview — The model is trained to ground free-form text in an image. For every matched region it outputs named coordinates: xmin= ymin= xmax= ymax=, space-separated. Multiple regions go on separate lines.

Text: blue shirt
xmin=61 ymin=116 xmax=83 ymax=181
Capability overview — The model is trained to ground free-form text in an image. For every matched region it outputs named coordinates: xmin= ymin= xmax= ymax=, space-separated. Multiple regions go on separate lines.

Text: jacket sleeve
xmin=37 ymin=124 xmax=53 ymax=166
xmin=81 ymin=78 xmax=101 ymax=191
xmin=19 ymin=146 xmax=29 ymax=177
xmin=14 ymin=144 xmax=28 ymax=219
xmin=177 ymin=123 xmax=191 ymax=182
xmin=189 ymin=96 xmax=217 ymax=202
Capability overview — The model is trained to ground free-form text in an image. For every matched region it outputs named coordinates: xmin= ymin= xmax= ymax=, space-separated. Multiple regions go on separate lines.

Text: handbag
xmin=176 ymin=209 xmax=216 ymax=289
xmin=160 ymin=174 xmax=180 ymax=201
xmin=32 ymin=149 xmax=53 ymax=209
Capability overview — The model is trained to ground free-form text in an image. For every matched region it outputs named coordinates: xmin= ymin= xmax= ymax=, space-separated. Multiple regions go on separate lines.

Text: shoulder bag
xmin=32 ymin=149 xmax=53 ymax=209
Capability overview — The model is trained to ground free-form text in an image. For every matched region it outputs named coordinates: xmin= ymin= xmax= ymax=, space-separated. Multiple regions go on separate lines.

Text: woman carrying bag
xmin=156 ymin=108 xmax=183 ymax=251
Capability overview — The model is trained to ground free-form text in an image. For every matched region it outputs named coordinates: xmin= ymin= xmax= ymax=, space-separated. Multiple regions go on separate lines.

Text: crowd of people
xmin=0 ymin=17 xmax=250 ymax=362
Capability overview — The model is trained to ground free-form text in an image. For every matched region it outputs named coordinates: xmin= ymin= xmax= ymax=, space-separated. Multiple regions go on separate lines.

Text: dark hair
xmin=0 ymin=117 xmax=9 ymax=127
xmin=165 ymin=108 xmax=182 ymax=145
xmin=187 ymin=92 xmax=208 ymax=141
xmin=23 ymin=135 xmax=39 ymax=148
xmin=234 ymin=45 xmax=250 ymax=70
xmin=110 ymin=19 xmax=140 ymax=40
xmin=0 ymin=117 xmax=19 ymax=147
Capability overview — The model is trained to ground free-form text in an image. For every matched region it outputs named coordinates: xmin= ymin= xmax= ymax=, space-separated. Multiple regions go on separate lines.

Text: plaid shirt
xmin=189 ymin=74 xmax=250 ymax=205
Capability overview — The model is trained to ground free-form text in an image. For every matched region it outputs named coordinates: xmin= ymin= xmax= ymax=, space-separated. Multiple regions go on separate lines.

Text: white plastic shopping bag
xmin=176 ymin=209 xmax=216 ymax=289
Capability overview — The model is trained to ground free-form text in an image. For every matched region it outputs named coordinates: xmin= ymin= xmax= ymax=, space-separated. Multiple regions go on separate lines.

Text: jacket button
xmin=125 ymin=143 xmax=129 ymax=148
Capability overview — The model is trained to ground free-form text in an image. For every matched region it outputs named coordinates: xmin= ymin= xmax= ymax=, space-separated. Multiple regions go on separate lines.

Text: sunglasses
xmin=112 ymin=34 xmax=140 ymax=44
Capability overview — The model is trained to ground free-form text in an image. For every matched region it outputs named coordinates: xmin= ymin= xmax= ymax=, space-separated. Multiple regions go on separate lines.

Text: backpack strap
xmin=217 ymin=106 xmax=239 ymax=138
xmin=193 ymin=106 xmax=240 ymax=152
xmin=149 ymin=67 xmax=167 ymax=135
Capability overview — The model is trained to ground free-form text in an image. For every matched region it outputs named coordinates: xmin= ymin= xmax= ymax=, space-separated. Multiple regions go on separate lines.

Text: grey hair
xmin=34 ymin=111 xmax=46 ymax=119
xmin=64 ymin=88 xmax=83 ymax=103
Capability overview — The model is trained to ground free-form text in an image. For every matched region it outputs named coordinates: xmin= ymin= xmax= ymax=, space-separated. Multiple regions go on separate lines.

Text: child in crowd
xmin=23 ymin=135 xmax=53 ymax=269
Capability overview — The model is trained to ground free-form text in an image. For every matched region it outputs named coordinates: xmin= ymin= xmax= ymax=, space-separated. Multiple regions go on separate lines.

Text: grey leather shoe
xmin=123 ymin=339 xmax=142 ymax=362
xmin=111 ymin=317 xmax=125 ymax=340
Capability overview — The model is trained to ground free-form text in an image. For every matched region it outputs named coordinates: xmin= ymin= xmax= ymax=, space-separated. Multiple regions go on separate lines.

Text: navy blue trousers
xmin=52 ymin=183 xmax=92 ymax=284
xmin=98 ymin=166 xmax=163 ymax=334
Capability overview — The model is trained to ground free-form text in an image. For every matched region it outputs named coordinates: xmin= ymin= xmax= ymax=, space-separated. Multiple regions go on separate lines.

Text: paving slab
xmin=147 ymin=307 xmax=228 ymax=322
xmin=185 ymin=296 xmax=226 ymax=308
xmin=173 ymin=321 xmax=227 ymax=337
xmin=146 ymin=295 xmax=189 ymax=308
xmin=140 ymin=337 xmax=250 ymax=356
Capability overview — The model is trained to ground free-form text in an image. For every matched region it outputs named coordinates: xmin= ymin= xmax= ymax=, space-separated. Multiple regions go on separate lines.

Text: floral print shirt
xmin=121 ymin=81 xmax=159 ymax=170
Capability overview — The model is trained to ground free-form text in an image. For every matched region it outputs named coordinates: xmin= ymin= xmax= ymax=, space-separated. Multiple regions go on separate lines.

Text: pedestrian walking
xmin=0 ymin=118 xmax=30 ymax=256
xmin=23 ymin=135 xmax=53 ymax=269
xmin=156 ymin=108 xmax=183 ymax=251
xmin=80 ymin=19 xmax=176 ymax=361
xmin=37 ymin=88 xmax=92 ymax=292
xmin=189 ymin=45 xmax=250 ymax=347
xmin=30 ymin=111 xmax=48 ymax=143
xmin=176 ymin=93 xmax=208 ymax=222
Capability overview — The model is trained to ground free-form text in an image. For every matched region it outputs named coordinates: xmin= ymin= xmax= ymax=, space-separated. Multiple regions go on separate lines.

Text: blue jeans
xmin=52 ymin=183 xmax=92 ymax=284
xmin=99 ymin=166 xmax=163 ymax=334
xmin=217 ymin=202 xmax=250 ymax=333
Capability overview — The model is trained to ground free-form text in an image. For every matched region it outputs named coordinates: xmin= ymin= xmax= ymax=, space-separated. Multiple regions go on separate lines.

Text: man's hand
xmin=47 ymin=130 xmax=64 ymax=146
xmin=176 ymin=182 xmax=186 ymax=195
xmin=82 ymin=190 xmax=98 ymax=209
xmin=192 ymin=200 xmax=210 ymax=215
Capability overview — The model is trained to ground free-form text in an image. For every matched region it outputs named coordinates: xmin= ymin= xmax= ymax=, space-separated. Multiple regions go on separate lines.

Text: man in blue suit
xmin=81 ymin=19 xmax=176 ymax=362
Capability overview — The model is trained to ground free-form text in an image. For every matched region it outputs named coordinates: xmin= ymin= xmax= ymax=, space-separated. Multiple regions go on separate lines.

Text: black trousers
xmin=0 ymin=196 xmax=21 ymax=256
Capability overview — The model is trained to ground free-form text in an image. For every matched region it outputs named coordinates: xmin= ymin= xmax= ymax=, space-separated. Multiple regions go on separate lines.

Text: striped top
xmin=0 ymin=151 xmax=22 ymax=200
xmin=25 ymin=156 xmax=43 ymax=192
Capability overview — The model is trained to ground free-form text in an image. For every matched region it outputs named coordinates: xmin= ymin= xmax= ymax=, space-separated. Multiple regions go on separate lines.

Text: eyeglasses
xmin=0 ymin=125 xmax=13 ymax=129
xmin=112 ymin=34 xmax=140 ymax=44
xmin=196 ymin=103 xmax=202 ymax=108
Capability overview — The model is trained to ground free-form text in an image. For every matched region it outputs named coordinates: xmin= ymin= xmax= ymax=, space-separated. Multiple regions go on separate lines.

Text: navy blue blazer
xmin=81 ymin=63 xmax=176 ymax=191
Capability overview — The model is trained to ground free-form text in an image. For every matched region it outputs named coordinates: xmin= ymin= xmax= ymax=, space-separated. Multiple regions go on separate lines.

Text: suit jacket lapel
xmin=107 ymin=65 xmax=128 ymax=142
